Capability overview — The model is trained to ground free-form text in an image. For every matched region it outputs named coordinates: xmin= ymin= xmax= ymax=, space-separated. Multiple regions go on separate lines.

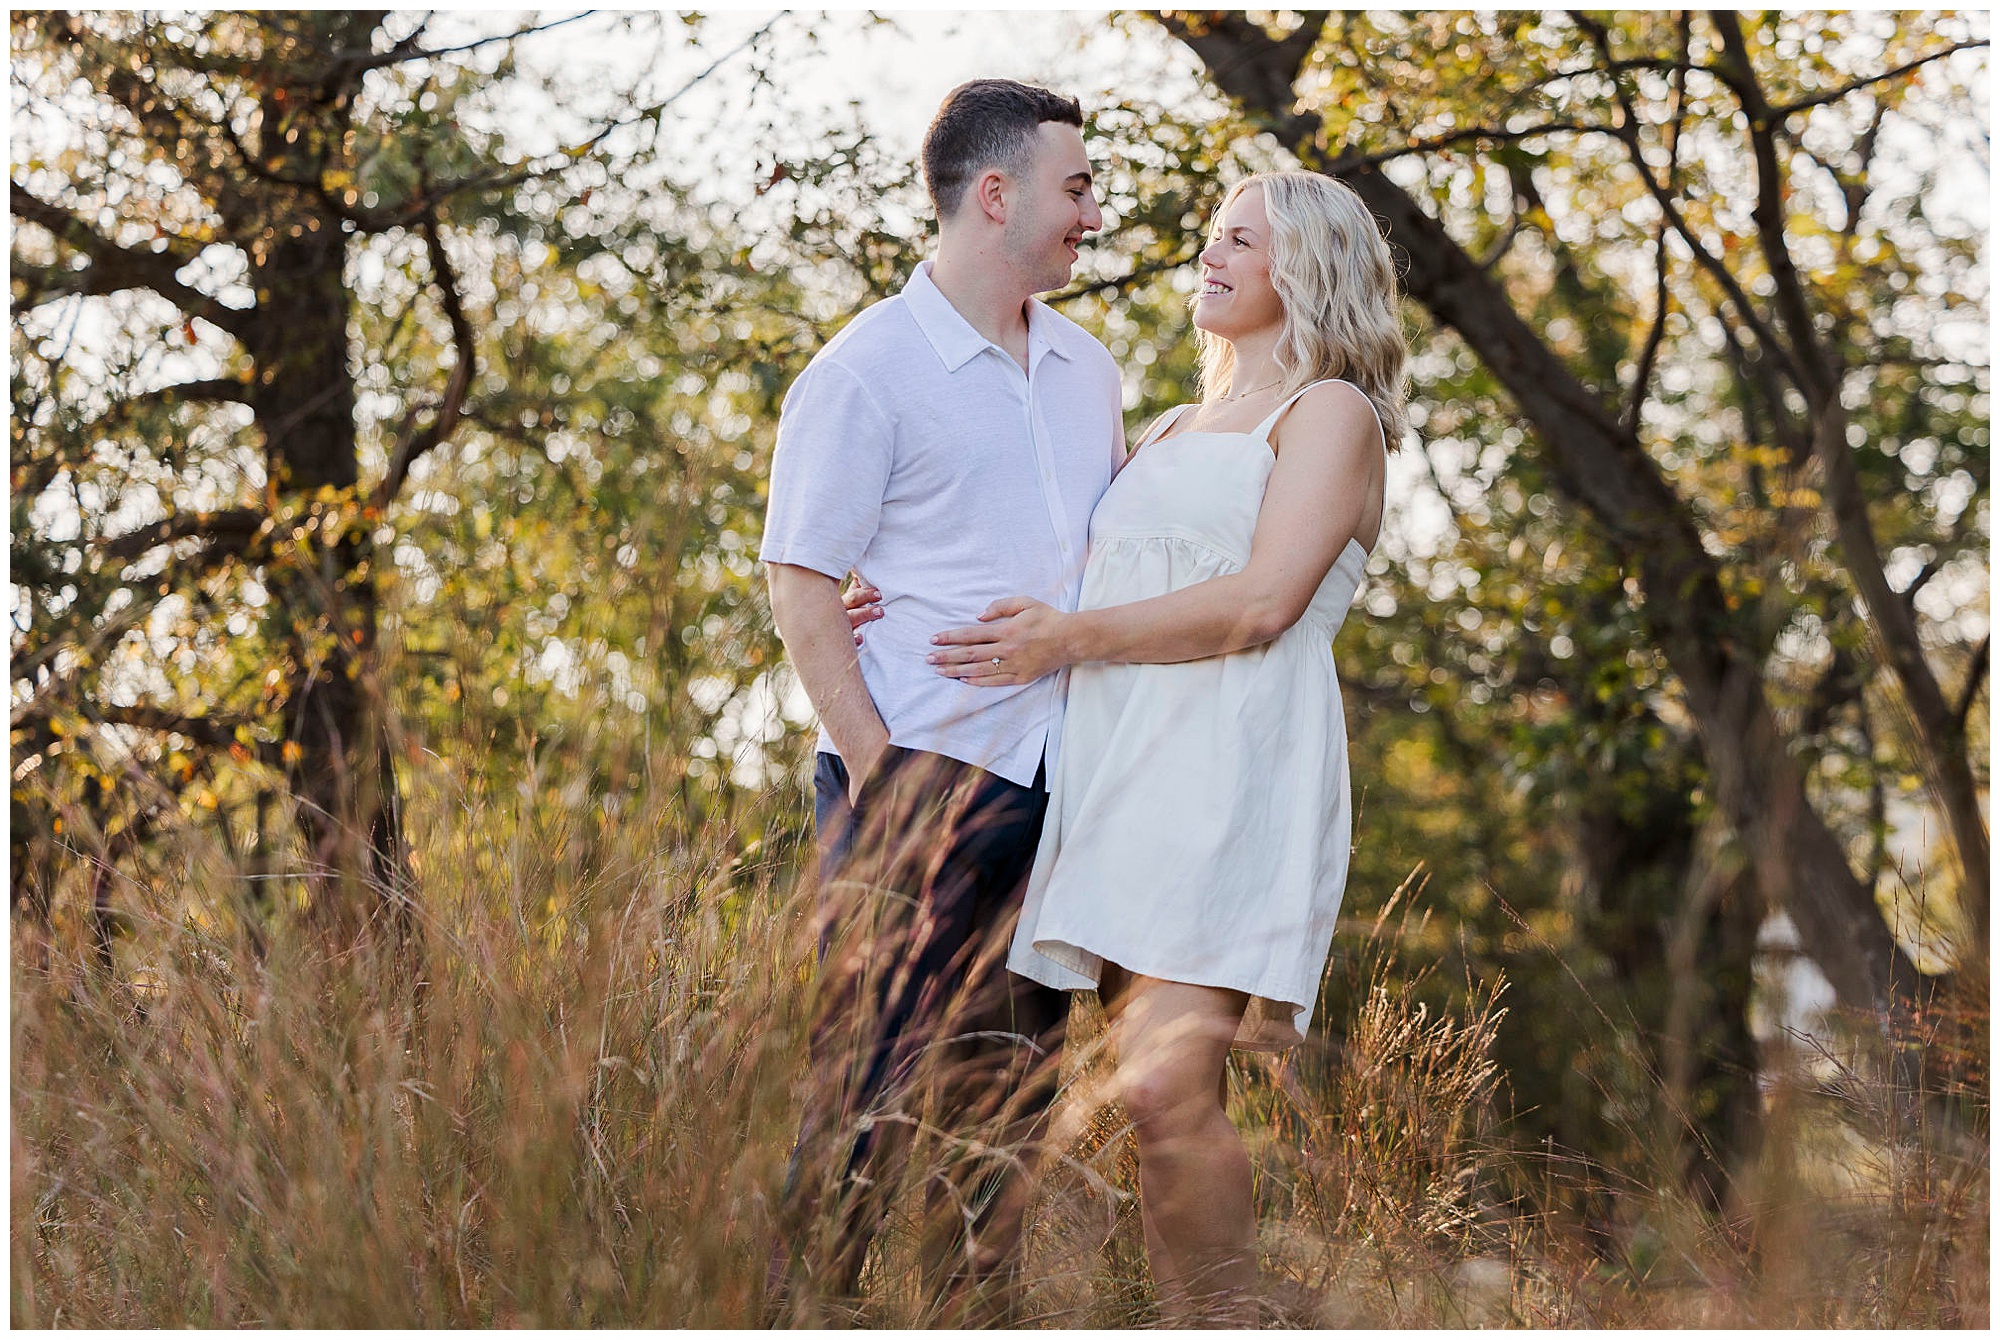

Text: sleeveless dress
xmin=1007 ymin=380 xmax=1383 ymax=1051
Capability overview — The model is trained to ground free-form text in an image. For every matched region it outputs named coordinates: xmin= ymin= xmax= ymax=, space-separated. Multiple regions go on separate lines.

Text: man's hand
xmin=925 ymin=596 xmax=1072 ymax=687
xmin=844 ymin=729 xmax=893 ymax=804
xmin=841 ymin=573 xmax=884 ymax=646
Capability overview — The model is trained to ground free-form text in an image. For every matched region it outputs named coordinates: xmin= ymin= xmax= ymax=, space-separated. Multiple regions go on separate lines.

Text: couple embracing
xmin=761 ymin=77 xmax=1405 ymax=1325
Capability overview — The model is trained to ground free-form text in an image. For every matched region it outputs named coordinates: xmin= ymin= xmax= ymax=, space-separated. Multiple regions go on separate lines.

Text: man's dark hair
xmin=921 ymin=79 xmax=1084 ymax=220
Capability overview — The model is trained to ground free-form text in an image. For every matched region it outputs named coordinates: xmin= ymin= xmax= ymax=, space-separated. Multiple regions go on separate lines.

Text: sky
xmin=424 ymin=9 xmax=1205 ymax=193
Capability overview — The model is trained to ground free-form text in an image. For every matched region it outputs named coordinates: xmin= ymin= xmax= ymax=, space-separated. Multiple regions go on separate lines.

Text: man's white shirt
xmin=759 ymin=259 xmax=1125 ymax=787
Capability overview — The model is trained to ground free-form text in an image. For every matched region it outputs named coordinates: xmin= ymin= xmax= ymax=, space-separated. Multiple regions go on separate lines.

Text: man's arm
xmin=768 ymin=562 xmax=892 ymax=799
xmin=759 ymin=357 xmax=898 ymax=796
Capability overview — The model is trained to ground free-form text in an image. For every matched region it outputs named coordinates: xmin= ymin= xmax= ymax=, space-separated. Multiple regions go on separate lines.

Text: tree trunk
xmin=1811 ymin=401 xmax=1989 ymax=935
xmin=247 ymin=50 xmax=411 ymax=934
xmin=1657 ymin=824 xmax=1765 ymax=1214
xmin=1707 ymin=12 xmax=1988 ymax=935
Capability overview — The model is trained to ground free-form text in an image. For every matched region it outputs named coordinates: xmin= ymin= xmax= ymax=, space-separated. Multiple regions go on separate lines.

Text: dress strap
xmin=1253 ymin=377 xmax=1392 ymax=458
xmin=1131 ymin=402 xmax=1196 ymax=454
xmin=1251 ymin=378 xmax=1346 ymax=445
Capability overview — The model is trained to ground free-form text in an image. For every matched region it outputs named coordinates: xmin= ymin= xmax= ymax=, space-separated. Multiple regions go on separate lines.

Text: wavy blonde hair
xmin=1196 ymin=171 xmax=1409 ymax=451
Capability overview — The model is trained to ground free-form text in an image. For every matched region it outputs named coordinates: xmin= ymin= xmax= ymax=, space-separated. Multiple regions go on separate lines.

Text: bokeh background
xmin=11 ymin=9 xmax=1989 ymax=1326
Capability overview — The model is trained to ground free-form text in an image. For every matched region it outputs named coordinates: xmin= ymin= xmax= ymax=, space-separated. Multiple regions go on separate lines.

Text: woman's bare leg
xmin=1100 ymin=966 xmax=1256 ymax=1325
xmin=1099 ymin=966 xmax=1175 ymax=1304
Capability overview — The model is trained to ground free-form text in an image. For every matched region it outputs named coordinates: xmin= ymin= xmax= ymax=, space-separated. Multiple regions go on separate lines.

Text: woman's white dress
xmin=1008 ymin=380 xmax=1381 ymax=1051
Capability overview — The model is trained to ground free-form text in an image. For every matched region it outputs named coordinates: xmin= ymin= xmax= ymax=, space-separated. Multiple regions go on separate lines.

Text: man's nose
xmin=1081 ymin=192 xmax=1104 ymax=233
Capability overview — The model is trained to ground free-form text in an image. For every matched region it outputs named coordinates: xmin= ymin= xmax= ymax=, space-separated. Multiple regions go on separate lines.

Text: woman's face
xmin=1192 ymin=184 xmax=1285 ymax=342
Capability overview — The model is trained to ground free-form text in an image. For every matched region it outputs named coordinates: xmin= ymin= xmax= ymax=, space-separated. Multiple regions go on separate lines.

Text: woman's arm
xmin=930 ymin=382 xmax=1385 ymax=686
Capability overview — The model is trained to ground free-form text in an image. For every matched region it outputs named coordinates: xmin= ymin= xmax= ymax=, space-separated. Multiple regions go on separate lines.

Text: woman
xmin=855 ymin=170 xmax=1405 ymax=1320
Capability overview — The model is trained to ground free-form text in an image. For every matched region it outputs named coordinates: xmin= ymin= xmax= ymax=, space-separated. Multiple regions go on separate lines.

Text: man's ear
xmin=973 ymin=167 xmax=1009 ymax=225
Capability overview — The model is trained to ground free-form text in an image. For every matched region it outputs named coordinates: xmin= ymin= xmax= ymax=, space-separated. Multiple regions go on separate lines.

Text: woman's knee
xmin=1111 ymin=978 xmax=1245 ymax=1142
xmin=1119 ymin=1062 xmax=1220 ymax=1143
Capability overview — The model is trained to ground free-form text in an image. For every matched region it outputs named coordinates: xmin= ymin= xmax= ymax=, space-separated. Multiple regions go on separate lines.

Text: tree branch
xmin=1475 ymin=210 xmax=1524 ymax=270
xmin=146 ymin=377 xmax=253 ymax=406
xmin=1953 ymin=636 xmax=1989 ymax=733
xmin=9 ymin=187 xmax=253 ymax=337
xmin=1322 ymin=120 xmax=1606 ymax=174
xmin=1856 ymin=693 xmax=1887 ymax=896
xmin=1798 ymin=631 xmax=1864 ymax=741
xmin=1546 ymin=16 xmax=1814 ymax=410
xmin=312 ymin=12 xmax=598 ymax=87
xmin=337 ymin=16 xmax=783 ymax=233
xmin=1157 ymin=11 xmax=1332 ymax=144
xmin=88 ymin=702 xmax=278 ymax=760
xmin=215 ymin=113 xmax=329 ymax=192
xmin=1576 ymin=19 xmax=1684 ymax=443
xmin=1710 ymin=11 xmax=1838 ymax=407
xmin=68 ymin=14 xmax=265 ymax=227
xmin=11 ymin=260 xmax=135 ymax=308
xmin=1663 ymin=12 xmax=1694 ymax=193
xmin=1902 ymin=555 xmax=1947 ymax=607
xmin=1717 ymin=304 xmax=1810 ymax=460
xmin=373 ymin=214 xmax=475 ymax=510
xmin=83 ymin=379 xmax=255 ymax=437
xmin=1708 ymin=14 xmax=1990 ymax=906
xmin=1625 ymin=226 xmax=1672 ymax=438
xmin=1047 ymin=243 xmax=1203 ymax=305
xmin=1604 ymin=108 xmax=1808 ymax=397
xmin=1773 ymin=38 xmax=1988 ymax=119
xmin=99 ymin=507 xmax=267 ymax=564
xmin=8 ymin=599 xmax=161 ymax=725
xmin=1522 ymin=54 xmax=1716 ymax=96
xmin=1829 ymin=98 xmax=1891 ymax=243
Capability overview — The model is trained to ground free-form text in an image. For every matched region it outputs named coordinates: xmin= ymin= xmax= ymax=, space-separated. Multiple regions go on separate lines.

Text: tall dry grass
xmin=15 ymin=744 xmax=813 ymax=1326
xmin=12 ymin=741 xmax=1989 ymax=1326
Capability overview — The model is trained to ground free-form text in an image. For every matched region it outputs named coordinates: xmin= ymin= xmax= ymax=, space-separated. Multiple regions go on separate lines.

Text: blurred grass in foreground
xmin=12 ymin=736 xmax=1988 ymax=1327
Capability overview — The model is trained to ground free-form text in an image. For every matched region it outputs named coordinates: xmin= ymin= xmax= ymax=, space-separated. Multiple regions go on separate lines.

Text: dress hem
xmin=1020 ymin=933 xmax=1312 ymax=1052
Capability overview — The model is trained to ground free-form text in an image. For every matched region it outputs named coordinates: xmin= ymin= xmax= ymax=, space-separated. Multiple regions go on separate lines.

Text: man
xmin=759 ymin=79 xmax=1123 ymax=1321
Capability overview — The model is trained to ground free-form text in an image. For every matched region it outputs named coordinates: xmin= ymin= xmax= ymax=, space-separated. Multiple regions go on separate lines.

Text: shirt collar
xmin=1026 ymin=296 xmax=1076 ymax=364
xmin=903 ymin=260 xmax=1076 ymax=372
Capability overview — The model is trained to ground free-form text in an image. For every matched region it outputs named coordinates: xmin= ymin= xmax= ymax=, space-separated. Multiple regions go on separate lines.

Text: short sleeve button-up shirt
xmin=759 ymin=260 xmax=1125 ymax=786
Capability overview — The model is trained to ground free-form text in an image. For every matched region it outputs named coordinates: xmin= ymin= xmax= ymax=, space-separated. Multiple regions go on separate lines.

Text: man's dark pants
xmin=777 ymin=744 xmax=1068 ymax=1315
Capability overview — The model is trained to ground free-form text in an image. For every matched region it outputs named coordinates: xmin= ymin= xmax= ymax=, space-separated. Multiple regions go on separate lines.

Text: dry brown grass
xmin=12 ymin=747 xmax=1988 ymax=1327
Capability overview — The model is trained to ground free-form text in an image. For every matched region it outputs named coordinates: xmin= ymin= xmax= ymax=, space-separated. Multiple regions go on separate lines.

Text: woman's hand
xmin=927 ymin=597 xmax=1073 ymax=687
xmin=841 ymin=572 xmax=884 ymax=646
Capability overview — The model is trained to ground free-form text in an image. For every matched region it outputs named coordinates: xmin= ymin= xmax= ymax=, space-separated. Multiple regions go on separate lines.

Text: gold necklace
xmin=1216 ymin=377 xmax=1282 ymax=404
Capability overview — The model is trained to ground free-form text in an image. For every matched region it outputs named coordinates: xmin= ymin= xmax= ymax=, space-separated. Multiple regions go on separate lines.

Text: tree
xmin=10 ymin=11 xmax=736 ymax=935
xmin=1154 ymin=10 xmax=1989 ymax=1034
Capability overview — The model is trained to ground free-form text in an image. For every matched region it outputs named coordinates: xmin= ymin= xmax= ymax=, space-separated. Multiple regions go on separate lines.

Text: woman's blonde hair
xmin=1196 ymin=171 xmax=1409 ymax=451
